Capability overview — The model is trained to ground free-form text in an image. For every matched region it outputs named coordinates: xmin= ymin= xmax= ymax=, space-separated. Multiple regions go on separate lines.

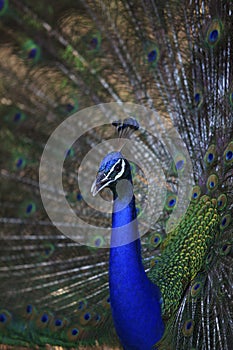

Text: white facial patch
xmin=114 ymin=159 xmax=126 ymax=180
xmin=94 ymin=159 xmax=126 ymax=195
xmin=106 ymin=158 xmax=122 ymax=179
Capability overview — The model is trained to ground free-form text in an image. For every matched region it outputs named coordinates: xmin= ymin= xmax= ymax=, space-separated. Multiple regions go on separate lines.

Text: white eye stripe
xmin=106 ymin=158 xmax=123 ymax=179
xmin=114 ymin=159 xmax=125 ymax=180
xmin=97 ymin=159 xmax=126 ymax=194
xmin=97 ymin=179 xmax=114 ymax=193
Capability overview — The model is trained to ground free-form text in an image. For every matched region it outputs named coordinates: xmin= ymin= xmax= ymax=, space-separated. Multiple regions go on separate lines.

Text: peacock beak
xmin=91 ymin=172 xmax=113 ymax=197
xmin=91 ymin=179 xmax=100 ymax=197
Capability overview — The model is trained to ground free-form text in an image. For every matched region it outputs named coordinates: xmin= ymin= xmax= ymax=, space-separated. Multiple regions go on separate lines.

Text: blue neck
xmin=109 ymin=179 xmax=164 ymax=350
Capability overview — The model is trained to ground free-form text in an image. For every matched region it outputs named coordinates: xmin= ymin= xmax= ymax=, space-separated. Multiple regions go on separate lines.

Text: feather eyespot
xmin=94 ymin=237 xmax=102 ymax=247
xmin=16 ymin=157 xmax=24 ymax=169
xmin=49 ymin=317 xmax=67 ymax=332
xmin=24 ymin=304 xmax=37 ymax=319
xmin=41 ymin=313 xmax=49 ymax=323
xmin=206 ymin=174 xmax=218 ymax=191
xmin=182 ymin=319 xmax=195 ymax=336
xmin=36 ymin=311 xmax=52 ymax=329
xmin=144 ymin=42 xmax=160 ymax=67
xmin=72 ymin=328 xmax=79 ymax=335
xmin=40 ymin=243 xmax=55 ymax=260
xmin=165 ymin=194 xmax=177 ymax=211
xmin=0 ymin=310 xmax=11 ymax=328
xmin=191 ymin=281 xmax=203 ymax=298
xmin=89 ymin=235 xmax=105 ymax=248
xmin=224 ymin=141 xmax=233 ymax=165
xmin=217 ymin=194 xmax=227 ymax=211
xmin=226 ymin=150 xmax=233 ymax=161
xmin=77 ymin=300 xmax=88 ymax=311
xmin=84 ymin=312 xmax=91 ymax=321
xmin=23 ymin=40 xmax=41 ymax=63
xmin=194 ymin=93 xmax=201 ymax=104
xmin=67 ymin=325 xmax=82 ymax=341
xmin=176 ymin=159 xmax=184 ymax=171
xmin=0 ymin=312 xmax=8 ymax=323
xmin=209 ymin=29 xmax=219 ymax=43
xmin=149 ymin=233 xmax=163 ymax=248
xmin=204 ymin=145 xmax=217 ymax=167
xmin=19 ymin=201 xmax=37 ymax=218
xmin=55 ymin=319 xmax=62 ymax=326
xmin=83 ymin=31 xmax=101 ymax=52
xmin=193 ymin=89 xmax=203 ymax=108
xmin=26 ymin=304 xmax=33 ymax=314
xmin=5 ymin=109 xmax=26 ymax=126
xmin=14 ymin=111 xmax=24 ymax=122
xmin=95 ymin=314 xmax=101 ymax=321
xmin=220 ymin=242 xmax=231 ymax=256
xmin=172 ymin=153 xmax=186 ymax=173
xmin=150 ymin=256 xmax=161 ymax=268
xmin=220 ymin=214 xmax=231 ymax=230
xmin=147 ymin=49 xmax=158 ymax=63
xmin=64 ymin=96 xmax=79 ymax=114
xmin=190 ymin=186 xmax=201 ymax=201
xmin=205 ymin=19 xmax=223 ymax=47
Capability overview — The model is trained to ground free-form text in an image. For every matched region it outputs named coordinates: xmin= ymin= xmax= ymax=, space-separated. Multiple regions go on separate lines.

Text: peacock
xmin=0 ymin=0 xmax=232 ymax=349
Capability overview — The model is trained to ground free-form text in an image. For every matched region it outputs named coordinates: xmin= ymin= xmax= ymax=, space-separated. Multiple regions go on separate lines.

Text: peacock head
xmin=91 ymin=151 xmax=131 ymax=197
xmin=91 ymin=117 xmax=139 ymax=197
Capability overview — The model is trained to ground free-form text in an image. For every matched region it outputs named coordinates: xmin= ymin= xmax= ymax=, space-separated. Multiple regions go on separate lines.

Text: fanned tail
xmin=0 ymin=0 xmax=232 ymax=349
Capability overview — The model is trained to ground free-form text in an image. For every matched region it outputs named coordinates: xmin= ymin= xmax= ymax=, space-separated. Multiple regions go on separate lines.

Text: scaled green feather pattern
xmin=149 ymin=196 xmax=219 ymax=317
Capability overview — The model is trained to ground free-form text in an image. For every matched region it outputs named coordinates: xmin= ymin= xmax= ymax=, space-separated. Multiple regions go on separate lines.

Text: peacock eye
xmin=114 ymin=163 xmax=122 ymax=172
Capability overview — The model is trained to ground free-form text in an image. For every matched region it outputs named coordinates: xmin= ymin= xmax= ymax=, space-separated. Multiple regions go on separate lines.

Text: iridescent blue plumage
xmin=92 ymin=149 xmax=164 ymax=349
